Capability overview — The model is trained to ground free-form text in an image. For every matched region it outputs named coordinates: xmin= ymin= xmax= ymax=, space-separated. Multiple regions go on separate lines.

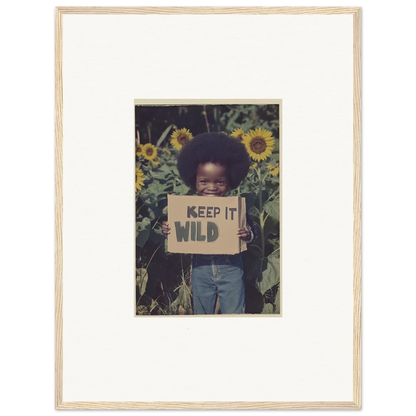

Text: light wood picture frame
xmin=55 ymin=7 xmax=361 ymax=410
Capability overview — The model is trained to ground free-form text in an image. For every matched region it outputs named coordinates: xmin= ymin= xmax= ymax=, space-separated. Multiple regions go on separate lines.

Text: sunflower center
xmin=250 ymin=137 xmax=267 ymax=154
xmin=146 ymin=148 xmax=154 ymax=156
xmin=177 ymin=134 xmax=188 ymax=144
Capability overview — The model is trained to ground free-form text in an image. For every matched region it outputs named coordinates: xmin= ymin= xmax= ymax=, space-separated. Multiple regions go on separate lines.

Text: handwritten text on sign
xmin=174 ymin=205 xmax=237 ymax=243
xmin=167 ymin=195 xmax=246 ymax=255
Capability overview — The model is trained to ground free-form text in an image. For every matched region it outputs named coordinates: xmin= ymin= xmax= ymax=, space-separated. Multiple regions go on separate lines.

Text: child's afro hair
xmin=177 ymin=132 xmax=250 ymax=190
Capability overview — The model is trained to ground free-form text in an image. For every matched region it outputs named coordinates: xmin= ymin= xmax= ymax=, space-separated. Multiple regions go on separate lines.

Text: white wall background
xmin=61 ymin=12 xmax=353 ymax=402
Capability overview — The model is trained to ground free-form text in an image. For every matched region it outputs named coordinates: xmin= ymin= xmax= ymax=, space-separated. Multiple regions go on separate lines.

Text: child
xmin=162 ymin=132 xmax=257 ymax=315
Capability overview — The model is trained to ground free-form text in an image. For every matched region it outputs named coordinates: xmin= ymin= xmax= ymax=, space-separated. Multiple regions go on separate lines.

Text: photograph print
xmin=135 ymin=103 xmax=280 ymax=315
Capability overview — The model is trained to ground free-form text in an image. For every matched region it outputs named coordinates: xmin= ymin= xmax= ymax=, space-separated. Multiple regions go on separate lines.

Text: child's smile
xmin=196 ymin=162 xmax=228 ymax=197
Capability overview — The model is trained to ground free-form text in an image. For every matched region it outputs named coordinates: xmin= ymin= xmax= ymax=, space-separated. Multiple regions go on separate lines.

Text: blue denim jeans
xmin=192 ymin=254 xmax=245 ymax=314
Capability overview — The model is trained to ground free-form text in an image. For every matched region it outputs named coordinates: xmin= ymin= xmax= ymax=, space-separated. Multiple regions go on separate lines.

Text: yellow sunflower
xmin=267 ymin=163 xmax=279 ymax=176
xmin=151 ymin=156 xmax=160 ymax=166
xmin=170 ymin=128 xmax=193 ymax=150
xmin=162 ymin=148 xmax=171 ymax=156
xmin=250 ymin=162 xmax=258 ymax=169
xmin=136 ymin=144 xmax=143 ymax=157
xmin=135 ymin=168 xmax=145 ymax=191
xmin=142 ymin=143 xmax=157 ymax=161
xmin=243 ymin=128 xmax=274 ymax=161
xmin=230 ymin=128 xmax=245 ymax=141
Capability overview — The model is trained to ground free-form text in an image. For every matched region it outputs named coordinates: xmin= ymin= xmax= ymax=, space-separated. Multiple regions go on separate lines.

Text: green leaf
xmin=137 ymin=216 xmax=151 ymax=228
xmin=268 ymin=153 xmax=279 ymax=164
xmin=136 ymin=217 xmax=151 ymax=247
xmin=243 ymin=245 xmax=265 ymax=281
xmin=136 ymin=268 xmax=148 ymax=296
xmin=149 ymin=227 xmax=166 ymax=244
xmin=147 ymin=204 xmax=163 ymax=220
xmin=149 ymin=170 xmax=171 ymax=181
xmin=170 ymin=166 xmax=179 ymax=176
xmin=174 ymin=184 xmax=190 ymax=195
xmin=147 ymin=180 xmax=168 ymax=195
xmin=262 ymin=303 xmax=274 ymax=314
xmin=264 ymin=200 xmax=279 ymax=220
xmin=156 ymin=124 xmax=173 ymax=147
xmin=274 ymin=288 xmax=281 ymax=314
xmin=256 ymin=252 xmax=280 ymax=295
xmin=158 ymin=164 xmax=174 ymax=174
xmin=264 ymin=214 xmax=278 ymax=239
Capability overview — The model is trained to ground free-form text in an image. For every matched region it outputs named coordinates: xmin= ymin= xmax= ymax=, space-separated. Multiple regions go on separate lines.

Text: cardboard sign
xmin=167 ymin=195 xmax=247 ymax=255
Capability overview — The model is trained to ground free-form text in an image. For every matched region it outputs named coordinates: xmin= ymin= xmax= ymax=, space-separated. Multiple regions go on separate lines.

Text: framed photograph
xmin=56 ymin=7 xmax=361 ymax=409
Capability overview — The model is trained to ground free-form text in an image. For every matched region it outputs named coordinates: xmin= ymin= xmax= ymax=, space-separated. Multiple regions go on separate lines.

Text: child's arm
xmin=239 ymin=213 xmax=258 ymax=244
xmin=237 ymin=228 xmax=254 ymax=243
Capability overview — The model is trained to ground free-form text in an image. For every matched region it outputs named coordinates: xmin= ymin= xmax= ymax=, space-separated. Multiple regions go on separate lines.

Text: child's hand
xmin=237 ymin=227 xmax=251 ymax=241
xmin=162 ymin=221 xmax=170 ymax=236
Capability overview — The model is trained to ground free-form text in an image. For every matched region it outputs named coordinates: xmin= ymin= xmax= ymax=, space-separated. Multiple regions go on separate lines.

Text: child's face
xmin=196 ymin=162 xmax=228 ymax=197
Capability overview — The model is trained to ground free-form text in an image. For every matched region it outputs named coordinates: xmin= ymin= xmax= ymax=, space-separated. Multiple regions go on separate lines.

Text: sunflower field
xmin=135 ymin=104 xmax=280 ymax=315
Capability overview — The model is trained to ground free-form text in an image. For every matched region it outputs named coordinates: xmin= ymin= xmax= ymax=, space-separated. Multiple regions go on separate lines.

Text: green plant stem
xmin=203 ymin=106 xmax=210 ymax=132
xmin=180 ymin=255 xmax=186 ymax=303
xmin=269 ymin=247 xmax=280 ymax=257
xmin=262 ymin=168 xmax=271 ymax=184
xmin=257 ymin=167 xmax=265 ymax=258
xmin=137 ymin=204 xmax=146 ymax=216
xmin=147 ymin=122 xmax=152 ymax=142
xmin=145 ymin=243 xmax=162 ymax=273
xmin=250 ymin=244 xmax=263 ymax=253
xmin=152 ymin=217 xmax=161 ymax=229
xmin=245 ymin=177 xmax=257 ymax=187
